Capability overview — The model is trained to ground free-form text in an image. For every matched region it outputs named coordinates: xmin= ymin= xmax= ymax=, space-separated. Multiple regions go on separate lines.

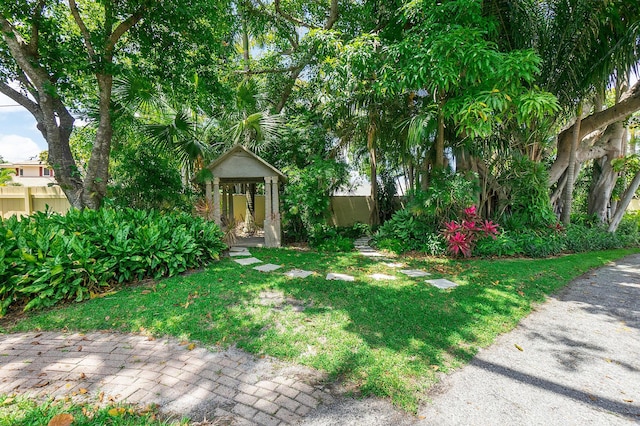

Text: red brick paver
xmin=0 ymin=332 xmax=334 ymax=425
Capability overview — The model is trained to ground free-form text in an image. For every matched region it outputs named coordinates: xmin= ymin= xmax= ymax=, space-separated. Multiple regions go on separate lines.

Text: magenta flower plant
xmin=441 ymin=205 xmax=500 ymax=257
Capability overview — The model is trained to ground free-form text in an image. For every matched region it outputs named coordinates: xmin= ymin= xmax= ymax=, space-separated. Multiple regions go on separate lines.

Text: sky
xmin=0 ymin=92 xmax=46 ymax=162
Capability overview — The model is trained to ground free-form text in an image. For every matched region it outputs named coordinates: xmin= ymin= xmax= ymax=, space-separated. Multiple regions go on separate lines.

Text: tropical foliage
xmin=0 ymin=208 xmax=225 ymax=315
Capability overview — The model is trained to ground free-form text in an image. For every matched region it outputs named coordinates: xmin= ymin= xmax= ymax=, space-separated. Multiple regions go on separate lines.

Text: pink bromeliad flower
xmin=447 ymin=232 xmax=472 ymax=257
xmin=480 ymin=220 xmax=499 ymax=238
xmin=462 ymin=220 xmax=478 ymax=232
xmin=443 ymin=220 xmax=460 ymax=234
xmin=464 ymin=205 xmax=477 ymax=218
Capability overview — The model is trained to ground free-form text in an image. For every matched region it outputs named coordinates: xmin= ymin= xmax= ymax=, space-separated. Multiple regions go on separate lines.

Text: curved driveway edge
xmin=417 ymin=254 xmax=640 ymax=425
xmin=0 ymin=332 xmax=334 ymax=425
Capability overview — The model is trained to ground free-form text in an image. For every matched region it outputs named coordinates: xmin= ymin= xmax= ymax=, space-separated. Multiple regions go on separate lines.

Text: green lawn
xmin=3 ymin=248 xmax=637 ymax=412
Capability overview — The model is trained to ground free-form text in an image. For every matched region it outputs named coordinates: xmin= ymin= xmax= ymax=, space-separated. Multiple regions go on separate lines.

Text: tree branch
xmin=107 ymin=6 xmax=146 ymax=54
xmin=274 ymin=0 xmax=319 ymax=29
xmin=324 ymin=0 xmax=339 ymax=30
xmin=0 ymin=14 xmax=49 ymax=84
xmin=0 ymin=82 xmax=41 ymax=119
xmin=28 ymin=0 xmax=47 ymax=57
xmin=235 ymin=64 xmax=303 ymax=75
xmin=68 ymin=0 xmax=96 ymax=59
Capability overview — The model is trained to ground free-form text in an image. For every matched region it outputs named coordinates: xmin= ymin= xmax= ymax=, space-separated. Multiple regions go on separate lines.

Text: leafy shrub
xmin=564 ymin=224 xmax=623 ymax=252
xmin=309 ymin=225 xmax=354 ymax=252
xmin=282 ymin=158 xmax=349 ymax=242
xmin=373 ymin=209 xmax=446 ymax=254
xmin=0 ymin=208 xmax=225 ymax=315
xmin=500 ymin=157 xmax=556 ymax=229
xmin=407 ymin=170 xmax=479 ymax=226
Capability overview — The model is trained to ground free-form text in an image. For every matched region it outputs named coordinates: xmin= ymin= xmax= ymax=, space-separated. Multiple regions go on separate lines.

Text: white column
xmin=264 ymin=176 xmax=273 ymax=219
xmin=221 ymin=184 xmax=228 ymax=220
xmin=205 ymin=180 xmax=213 ymax=221
xmin=227 ymin=186 xmax=234 ymax=223
xmin=272 ymin=177 xmax=280 ymax=221
xmin=272 ymin=177 xmax=281 ymax=247
xmin=213 ymin=177 xmax=221 ymax=226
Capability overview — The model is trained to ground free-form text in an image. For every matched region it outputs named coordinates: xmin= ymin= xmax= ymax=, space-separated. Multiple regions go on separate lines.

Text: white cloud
xmin=0 ymin=135 xmax=42 ymax=162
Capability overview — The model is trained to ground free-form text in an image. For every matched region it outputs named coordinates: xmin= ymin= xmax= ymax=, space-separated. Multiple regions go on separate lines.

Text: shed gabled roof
xmin=207 ymin=144 xmax=287 ymax=182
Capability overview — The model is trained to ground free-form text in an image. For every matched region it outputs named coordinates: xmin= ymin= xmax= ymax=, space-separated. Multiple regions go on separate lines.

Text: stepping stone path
xmin=369 ymin=273 xmax=397 ymax=281
xmin=229 ymin=247 xmax=252 ymax=257
xmin=285 ymin=269 xmax=315 ymax=279
xmin=326 ymin=273 xmax=355 ymax=282
xmin=427 ymin=278 xmax=458 ymax=289
xmin=229 ymin=238 xmax=458 ymax=292
xmin=399 ymin=269 xmax=431 ymax=277
xmin=253 ymin=263 xmax=282 ymax=272
xmin=234 ymin=257 xmax=262 ymax=266
xmin=354 ymin=236 xmax=385 ymax=258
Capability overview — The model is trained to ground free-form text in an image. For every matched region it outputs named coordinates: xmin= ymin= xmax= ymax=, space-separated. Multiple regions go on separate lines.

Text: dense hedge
xmin=373 ymin=209 xmax=640 ymax=258
xmin=0 ymin=208 xmax=226 ymax=315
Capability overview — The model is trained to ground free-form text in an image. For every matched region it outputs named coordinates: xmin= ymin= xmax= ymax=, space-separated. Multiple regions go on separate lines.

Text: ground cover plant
xmin=0 ymin=208 xmax=226 ymax=316
xmin=0 ymin=394 xmax=184 ymax=426
xmin=3 ymin=247 xmax=636 ymax=412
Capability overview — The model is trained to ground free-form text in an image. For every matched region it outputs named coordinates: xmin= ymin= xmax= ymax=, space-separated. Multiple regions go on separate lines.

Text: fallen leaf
xmin=77 ymin=346 xmax=82 ymax=352
xmin=187 ymin=343 xmax=196 ymax=351
xmin=3 ymin=398 xmax=14 ymax=405
xmin=47 ymin=413 xmax=74 ymax=426
xmin=623 ymin=399 xmax=633 ymax=403
xmin=35 ymin=381 xmax=50 ymax=388
xmin=79 ymin=372 xmax=86 ymax=379
xmin=79 ymin=388 xmax=88 ymax=394
xmin=108 ymin=407 xmax=126 ymax=417
xmin=141 ymin=290 xmax=151 ymax=295
xmin=31 ymin=341 xmax=40 ymax=345
xmin=515 ymin=344 xmax=524 ymax=351
xmin=98 ymin=391 xmax=104 ymax=402
xmin=179 ymin=341 xmax=188 ymax=346
xmin=588 ymin=394 xmax=598 ymax=401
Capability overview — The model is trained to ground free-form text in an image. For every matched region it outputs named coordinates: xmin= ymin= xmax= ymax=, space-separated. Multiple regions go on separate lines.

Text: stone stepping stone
xmin=253 ymin=263 xmax=282 ymax=272
xmin=358 ymin=248 xmax=385 ymax=257
xmin=399 ymin=269 xmax=431 ymax=277
xmin=229 ymin=250 xmax=252 ymax=257
xmin=285 ymin=269 xmax=315 ymax=278
xmin=229 ymin=246 xmax=248 ymax=252
xmin=427 ymin=278 xmax=458 ymax=289
xmin=369 ymin=273 xmax=397 ymax=281
xmin=234 ymin=257 xmax=262 ymax=266
xmin=326 ymin=273 xmax=355 ymax=282
xmin=382 ymin=262 xmax=404 ymax=268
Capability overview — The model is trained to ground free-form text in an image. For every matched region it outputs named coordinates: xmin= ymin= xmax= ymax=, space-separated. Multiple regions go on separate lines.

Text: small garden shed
xmin=206 ymin=145 xmax=286 ymax=247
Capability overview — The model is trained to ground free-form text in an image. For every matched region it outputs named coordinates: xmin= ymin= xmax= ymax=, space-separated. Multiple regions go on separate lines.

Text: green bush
xmin=0 ymin=208 xmax=225 ymax=315
xmin=373 ymin=209 xmax=446 ymax=254
xmin=309 ymin=225 xmax=355 ymax=252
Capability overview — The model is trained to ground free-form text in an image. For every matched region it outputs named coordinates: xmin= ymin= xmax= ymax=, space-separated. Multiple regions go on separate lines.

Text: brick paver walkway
xmin=0 ymin=331 xmax=334 ymax=425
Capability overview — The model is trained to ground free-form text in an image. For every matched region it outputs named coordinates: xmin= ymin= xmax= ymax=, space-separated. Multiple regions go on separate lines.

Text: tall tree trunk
xmin=587 ymin=121 xmax=625 ymax=222
xmin=82 ymin=74 xmax=113 ymax=209
xmin=368 ymin=109 xmax=379 ymax=226
xmin=608 ymin=170 xmax=640 ymax=232
xmin=561 ymin=104 xmax=582 ymax=225
xmin=435 ymin=94 xmax=445 ymax=169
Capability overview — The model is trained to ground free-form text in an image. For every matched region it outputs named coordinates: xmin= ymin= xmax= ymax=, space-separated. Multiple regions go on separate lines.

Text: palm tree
xmin=0 ymin=168 xmax=14 ymax=186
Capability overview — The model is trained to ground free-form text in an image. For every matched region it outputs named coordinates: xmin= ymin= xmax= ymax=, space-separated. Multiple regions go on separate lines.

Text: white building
xmin=0 ymin=160 xmax=57 ymax=186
